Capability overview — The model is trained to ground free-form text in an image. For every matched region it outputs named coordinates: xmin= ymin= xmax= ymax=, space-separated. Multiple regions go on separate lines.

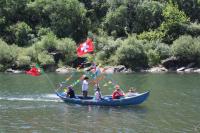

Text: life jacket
xmin=112 ymin=90 xmax=124 ymax=99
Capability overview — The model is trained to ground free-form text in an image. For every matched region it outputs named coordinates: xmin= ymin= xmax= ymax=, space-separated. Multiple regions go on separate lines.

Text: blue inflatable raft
xmin=56 ymin=91 xmax=150 ymax=106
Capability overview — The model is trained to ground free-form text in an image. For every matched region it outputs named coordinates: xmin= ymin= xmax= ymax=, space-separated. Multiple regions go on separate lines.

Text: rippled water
xmin=0 ymin=73 xmax=200 ymax=133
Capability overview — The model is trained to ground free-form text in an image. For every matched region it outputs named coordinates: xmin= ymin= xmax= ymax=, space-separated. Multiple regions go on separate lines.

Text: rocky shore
xmin=41 ymin=65 xmax=200 ymax=74
xmin=4 ymin=57 xmax=200 ymax=74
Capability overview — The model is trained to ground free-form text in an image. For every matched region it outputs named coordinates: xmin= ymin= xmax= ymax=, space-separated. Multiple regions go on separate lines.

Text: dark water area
xmin=0 ymin=73 xmax=200 ymax=133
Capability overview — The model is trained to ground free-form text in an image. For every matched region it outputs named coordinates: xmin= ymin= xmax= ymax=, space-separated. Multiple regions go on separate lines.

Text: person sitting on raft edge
xmin=125 ymin=87 xmax=139 ymax=97
xmin=66 ymin=86 xmax=75 ymax=98
xmin=112 ymin=85 xmax=125 ymax=99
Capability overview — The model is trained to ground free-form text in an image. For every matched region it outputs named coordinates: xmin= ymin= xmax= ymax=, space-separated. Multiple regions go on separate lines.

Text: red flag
xmin=77 ymin=38 xmax=94 ymax=57
xmin=26 ymin=67 xmax=40 ymax=76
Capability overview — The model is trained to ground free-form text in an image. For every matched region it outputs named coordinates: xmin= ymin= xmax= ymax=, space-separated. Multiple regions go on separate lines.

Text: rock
xmin=102 ymin=65 xmax=132 ymax=73
xmin=114 ymin=65 xmax=126 ymax=72
xmin=184 ymin=68 xmax=194 ymax=73
xmin=145 ymin=66 xmax=168 ymax=73
xmin=102 ymin=66 xmax=114 ymax=74
xmin=5 ymin=68 xmax=24 ymax=74
xmin=116 ymin=65 xmax=133 ymax=73
xmin=176 ymin=67 xmax=185 ymax=72
xmin=56 ymin=67 xmax=76 ymax=74
xmin=194 ymin=69 xmax=200 ymax=73
xmin=161 ymin=56 xmax=179 ymax=69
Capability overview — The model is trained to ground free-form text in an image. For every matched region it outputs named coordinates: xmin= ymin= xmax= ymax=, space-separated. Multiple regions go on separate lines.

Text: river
xmin=0 ymin=73 xmax=200 ymax=133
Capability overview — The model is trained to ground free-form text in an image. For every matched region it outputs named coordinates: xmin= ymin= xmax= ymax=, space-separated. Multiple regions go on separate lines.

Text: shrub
xmin=0 ymin=39 xmax=14 ymax=65
xmin=155 ymin=42 xmax=171 ymax=59
xmin=171 ymin=35 xmax=200 ymax=61
xmin=146 ymin=49 xmax=160 ymax=67
xmin=115 ymin=36 xmax=148 ymax=69
xmin=95 ymin=36 xmax=121 ymax=65
xmin=56 ymin=38 xmax=76 ymax=64
xmin=39 ymin=33 xmax=57 ymax=52
xmin=37 ymin=27 xmax=53 ymax=38
xmin=16 ymin=55 xmax=31 ymax=67
xmin=38 ymin=51 xmax=55 ymax=65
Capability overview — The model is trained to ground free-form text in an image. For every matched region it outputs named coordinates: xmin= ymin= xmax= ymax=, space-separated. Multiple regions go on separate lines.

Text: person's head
xmin=96 ymin=87 xmax=100 ymax=92
xmin=68 ymin=86 xmax=73 ymax=90
xmin=128 ymin=89 xmax=133 ymax=92
xmin=115 ymin=85 xmax=120 ymax=90
xmin=84 ymin=76 xmax=89 ymax=80
xmin=129 ymin=87 xmax=136 ymax=92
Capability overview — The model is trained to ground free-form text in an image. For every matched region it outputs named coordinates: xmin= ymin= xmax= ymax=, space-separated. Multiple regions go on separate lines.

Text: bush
xmin=95 ymin=36 xmax=121 ymax=65
xmin=155 ymin=42 xmax=171 ymax=59
xmin=16 ymin=55 xmax=31 ymax=67
xmin=0 ymin=39 xmax=14 ymax=65
xmin=56 ymin=38 xmax=76 ymax=64
xmin=115 ymin=36 xmax=148 ymax=69
xmin=171 ymin=35 xmax=200 ymax=61
xmin=39 ymin=33 xmax=57 ymax=52
xmin=37 ymin=27 xmax=53 ymax=38
xmin=38 ymin=51 xmax=55 ymax=65
xmin=146 ymin=49 xmax=160 ymax=67
xmin=24 ymin=46 xmax=38 ymax=62
xmin=0 ymin=64 xmax=4 ymax=71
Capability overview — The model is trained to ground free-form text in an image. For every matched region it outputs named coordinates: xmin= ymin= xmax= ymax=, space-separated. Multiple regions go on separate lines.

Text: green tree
xmin=136 ymin=1 xmax=164 ymax=32
xmin=138 ymin=1 xmax=189 ymax=43
xmin=8 ymin=22 xmax=33 ymax=46
xmin=103 ymin=5 xmax=128 ymax=37
xmin=27 ymin=0 xmax=89 ymax=42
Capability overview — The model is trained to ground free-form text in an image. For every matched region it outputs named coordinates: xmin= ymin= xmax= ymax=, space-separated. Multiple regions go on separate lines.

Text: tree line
xmin=0 ymin=0 xmax=200 ymax=71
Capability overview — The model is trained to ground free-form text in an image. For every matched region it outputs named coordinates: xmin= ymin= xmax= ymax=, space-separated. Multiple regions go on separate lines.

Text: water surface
xmin=0 ymin=73 xmax=200 ymax=133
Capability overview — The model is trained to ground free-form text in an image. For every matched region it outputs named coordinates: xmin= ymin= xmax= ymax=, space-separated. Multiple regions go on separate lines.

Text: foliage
xmin=146 ymin=49 xmax=160 ymax=67
xmin=144 ymin=41 xmax=171 ymax=60
xmin=171 ymin=35 xmax=200 ymax=61
xmin=138 ymin=1 xmax=189 ymax=43
xmin=103 ymin=5 xmax=127 ymax=37
xmin=38 ymin=51 xmax=55 ymax=65
xmin=155 ymin=42 xmax=171 ymax=59
xmin=175 ymin=0 xmax=200 ymax=22
xmin=0 ymin=0 xmax=200 ymax=71
xmin=8 ymin=22 xmax=33 ymax=46
xmin=56 ymin=38 xmax=77 ymax=64
xmin=136 ymin=0 xmax=164 ymax=32
xmin=0 ymin=39 xmax=15 ymax=66
xmin=27 ymin=0 xmax=89 ymax=42
xmin=95 ymin=35 xmax=121 ymax=65
xmin=183 ymin=23 xmax=200 ymax=37
xmin=16 ymin=55 xmax=31 ymax=67
xmin=115 ymin=36 xmax=148 ymax=69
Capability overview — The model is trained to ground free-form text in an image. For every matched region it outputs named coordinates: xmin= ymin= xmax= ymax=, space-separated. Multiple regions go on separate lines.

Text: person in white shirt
xmin=82 ymin=76 xmax=89 ymax=98
xmin=93 ymin=84 xmax=102 ymax=101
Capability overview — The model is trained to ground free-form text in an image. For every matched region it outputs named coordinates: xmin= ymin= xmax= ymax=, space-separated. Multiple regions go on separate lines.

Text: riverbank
xmin=5 ymin=64 xmax=200 ymax=74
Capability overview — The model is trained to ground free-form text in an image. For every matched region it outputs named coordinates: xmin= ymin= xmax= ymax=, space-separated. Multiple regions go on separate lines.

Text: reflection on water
xmin=0 ymin=73 xmax=200 ymax=133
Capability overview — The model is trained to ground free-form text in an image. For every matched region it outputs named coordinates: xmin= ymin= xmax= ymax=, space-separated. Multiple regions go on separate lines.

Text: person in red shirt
xmin=112 ymin=85 xmax=125 ymax=99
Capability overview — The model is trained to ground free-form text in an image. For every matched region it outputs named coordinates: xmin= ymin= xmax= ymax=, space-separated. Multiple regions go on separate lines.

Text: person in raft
xmin=112 ymin=85 xmax=125 ymax=99
xmin=82 ymin=76 xmax=89 ymax=99
xmin=125 ymin=87 xmax=139 ymax=97
xmin=66 ymin=86 xmax=75 ymax=98
xmin=93 ymin=84 xmax=102 ymax=101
